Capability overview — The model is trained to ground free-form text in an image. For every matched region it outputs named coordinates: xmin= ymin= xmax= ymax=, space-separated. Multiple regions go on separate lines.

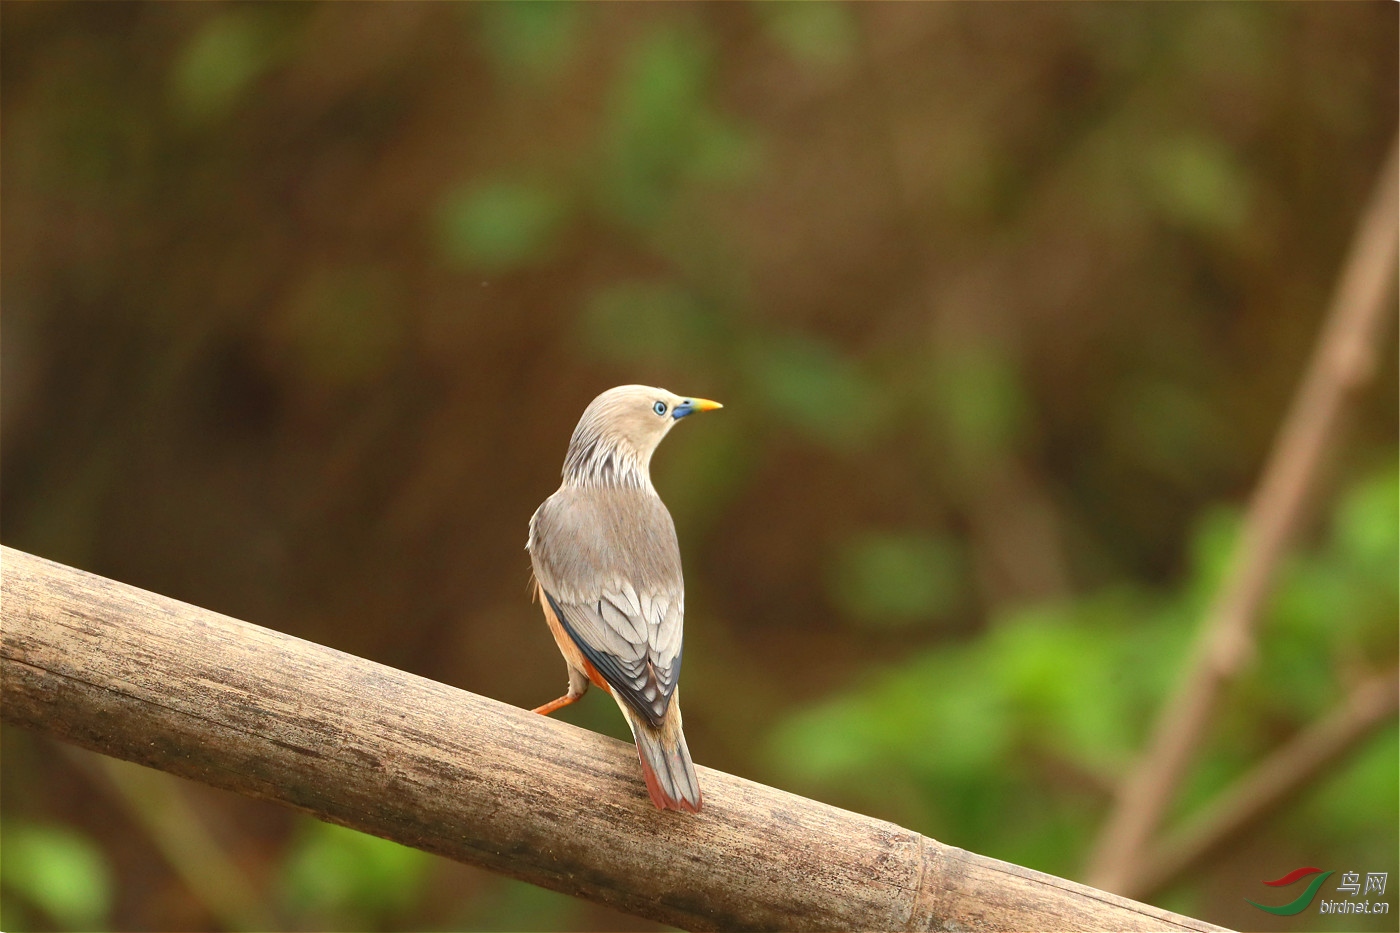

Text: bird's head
xmin=563 ymin=385 xmax=722 ymax=487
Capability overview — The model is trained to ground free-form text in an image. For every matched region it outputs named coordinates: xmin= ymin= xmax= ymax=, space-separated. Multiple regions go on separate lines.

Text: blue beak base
xmin=672 ymin=398 xmax=723 ymax=420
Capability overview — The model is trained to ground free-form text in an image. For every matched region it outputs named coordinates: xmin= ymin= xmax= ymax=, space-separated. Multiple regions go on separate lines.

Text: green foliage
xmin=278 ymin=819 xmax=431 ymax=929
xmin=769 ymin=467 xmax=1399 ymax=878
xmin=1303 ymin=729 xmax=1399 ymax=850
xmin=1 ymin=823 xmax=113 ymax=930
xmin=170 ymin=9 xmax=284 ymax=122
xmin=1335 ymin=466 xmax=1400 ymax=584
xmin=927 ymin=342 xmax=1029 ymax=472
xmin=1258 ymin=467 xmax=1400 ymax=716
xmin=1144 ymin=135 xmax=1253 ymax=236
xmin=759 ymin=3 xmax=858 ymax=69
xmin=476 ymin=2 xmax=584 ymax=84
xmin=435 ymin=181 xmax=567 ymax=273
xmin=600 ymin=27 xmax=757 ymax=227
xmin=453 ymin=877 xmax=578 ymax=932
xmin=831 ymin=532 xmax=966 ymax=628
xmin=742 ymin=331 xmax=886 ymax=450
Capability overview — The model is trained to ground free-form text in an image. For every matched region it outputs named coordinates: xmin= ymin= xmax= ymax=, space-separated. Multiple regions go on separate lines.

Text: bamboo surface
xmin=1 ymin=545 xmax=1226 ymax=932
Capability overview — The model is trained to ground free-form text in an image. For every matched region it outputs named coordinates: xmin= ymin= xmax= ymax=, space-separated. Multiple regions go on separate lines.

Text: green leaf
xmin=1 ymin=823 xmax=112 ymax=930
xmin=831 ymin=532 xmax=965 ymax=628
xmin=769 ymin=647 xmax=1014 ymax=787
xmin=760 ymin=3 xmax=857 ymax=69
xmin=743 ymin=332 xmax=884 ymax=450
xmin=600 ymin=27 xmax=755 ymax=226
xmin=455 ymin=877 xmax=578 ymax=932
xmin=1184 ymin=505 xmax=1241 ymax=604
xmin=171 ymin=10 xmax=279 ymax=122
xmin=929 ymin=342 xmax=1028 ymax=469
xmin=280 ymin=819 xmax=431 ymax=925
xmin=476 ymin=2 xmax=583 ymax=83
xmin=1303 ymin=729 xmax=1400 ymax=845
xmin=1336 ymin=466 xmax=1400 ymax=579
xmin=435 ymin=181 xmax=566 ymax=273
xmin=987 ymin=604 xmax=1139 ymax=766
xmin=1144 ymin=135 xmax=1252 ymax=235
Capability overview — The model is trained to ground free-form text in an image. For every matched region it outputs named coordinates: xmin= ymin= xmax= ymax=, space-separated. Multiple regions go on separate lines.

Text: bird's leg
xmin=532 ymin=693 xmax=582 ymax=716
xmin=533 ymin=668 xmax=590 ymax=716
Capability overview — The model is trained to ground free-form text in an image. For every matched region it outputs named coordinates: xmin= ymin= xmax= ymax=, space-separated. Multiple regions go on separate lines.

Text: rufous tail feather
xmin=617 ymin=696 xmax=701 ymax=813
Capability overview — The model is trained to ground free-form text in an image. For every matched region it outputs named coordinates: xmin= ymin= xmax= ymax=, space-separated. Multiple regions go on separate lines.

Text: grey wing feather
xmin=529 ymin=487 xmax=685 ymax=726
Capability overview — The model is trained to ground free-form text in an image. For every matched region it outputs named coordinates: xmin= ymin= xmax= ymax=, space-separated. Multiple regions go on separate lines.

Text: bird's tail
xmin=616 ymin=693 xmax=702 ymax=813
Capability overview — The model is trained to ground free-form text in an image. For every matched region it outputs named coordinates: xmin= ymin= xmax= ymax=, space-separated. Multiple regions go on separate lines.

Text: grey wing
xmin=529 ymin=490 xmax=685 ymax=727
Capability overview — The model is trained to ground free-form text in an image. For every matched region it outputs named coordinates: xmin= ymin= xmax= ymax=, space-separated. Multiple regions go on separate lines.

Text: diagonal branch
xmin=0 ymin=545 xmax=1225 ymax=933
xmin=1086 ymin=133 xmax=1399 ymax=892
xmin=1129 ymin=665 xmax=1400 ymax=902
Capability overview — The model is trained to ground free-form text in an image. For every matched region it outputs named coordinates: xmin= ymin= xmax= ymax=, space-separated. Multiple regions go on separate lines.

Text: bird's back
xmin=529 ymin=485 xmax=685 ymax=726
xmin=529 ymin=485 xmax=682 ymax=601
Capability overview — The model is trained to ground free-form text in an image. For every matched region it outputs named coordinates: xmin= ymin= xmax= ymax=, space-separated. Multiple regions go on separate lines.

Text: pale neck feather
xmin=562 ymin=432 xmax=655 ymax=491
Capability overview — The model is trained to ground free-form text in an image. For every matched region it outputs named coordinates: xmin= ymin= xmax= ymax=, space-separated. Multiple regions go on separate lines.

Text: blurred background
xmin=2 ymin=3 xmax=1396 ymax=931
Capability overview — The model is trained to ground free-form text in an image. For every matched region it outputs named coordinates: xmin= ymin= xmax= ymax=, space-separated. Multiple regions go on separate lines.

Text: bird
xmin=526 ymin=385 xmax=721 ymax=812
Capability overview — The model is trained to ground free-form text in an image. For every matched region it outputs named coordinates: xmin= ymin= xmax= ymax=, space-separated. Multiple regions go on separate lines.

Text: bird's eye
xmin=653 ymin=401 xmax=668 ymax=416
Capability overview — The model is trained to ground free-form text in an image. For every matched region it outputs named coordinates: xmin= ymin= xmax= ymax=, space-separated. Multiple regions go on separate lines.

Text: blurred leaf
xmin=930 ymin=342 xmax=1028 ymax=470
xmin=1265 ymin=465 xmax=1399 ymax=713
xmin=771 ymin=647 xmax=1015 ymax=790
xmin=579 ymin=279 xmax=718 ymax=365
xmin=171 ymin=10 xmax=280 ymax=122
xmin=988 ymin=605 xmax=1138 ymax=767
xmin=744 ymin=331 xmax=884 ymax=449
xmin=274 ymin=265 xmax=403 ymax=387
xmin=1183 ymin=505 xmax=1241 ymax=605
xmin=455 ymin=877 xmax=580 ymax=932
xmin=477 ymin=2 xmax=583 ymax=83
xmin=768 ymin=588 xmax=1194 ymax=856
xmin=759 ymin=2 xmax=858 ymax=69
xmin=687 ymin=110 xmax=762 ymax=185
xmin=601 ymin=27 xmax=755 ymax=226
xmin=280 ymin=819 xmax=430 ymax=927
xmin=0 ymin=897 xmax=32 ymax=933
xmin=831 ymin=532 xmax=965 ymax=628
xmin=1302 ymin=729 xmax=1400 ymax=845
xmin=1144 ymin=135 xmax=1252 ymax=235
xmin=1335 ymin=466 xmax=1400 ymax=579
xmin=1 ymin=823 xmax=112 ymax=930
xmin=1183 ymin=5 xmax=1275 ymax=84
xmin=435 ymin=181 xmax=566 ymax=273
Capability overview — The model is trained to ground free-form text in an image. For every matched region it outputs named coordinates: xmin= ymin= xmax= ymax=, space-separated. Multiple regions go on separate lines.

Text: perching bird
xmin=526 ymin=385 xmax=721 ymax=812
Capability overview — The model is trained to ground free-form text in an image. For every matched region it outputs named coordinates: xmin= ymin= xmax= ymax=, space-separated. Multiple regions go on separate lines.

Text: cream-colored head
xmin=562 ymin=385 xmax=722 ymax=487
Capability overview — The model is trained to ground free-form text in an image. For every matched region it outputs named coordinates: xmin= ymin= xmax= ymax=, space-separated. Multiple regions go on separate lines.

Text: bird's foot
xmin=532 ymin=693 xmax=582 ymax=716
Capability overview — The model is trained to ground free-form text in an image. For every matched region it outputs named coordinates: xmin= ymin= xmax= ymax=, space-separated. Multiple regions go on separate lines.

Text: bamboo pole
xmin=1 ymin=546 xmax=1225 ymax=933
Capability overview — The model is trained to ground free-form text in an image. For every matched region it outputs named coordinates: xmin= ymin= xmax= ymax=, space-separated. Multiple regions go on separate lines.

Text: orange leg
xmin=532 ymin=692 xmax=584 ymax=716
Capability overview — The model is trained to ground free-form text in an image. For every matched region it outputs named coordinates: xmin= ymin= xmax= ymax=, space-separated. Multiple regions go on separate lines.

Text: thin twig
xmin=1129 ymin=665 xmax=1400 ymax=901
xmin=1086 ymin=134 xmax=1399 ymax=892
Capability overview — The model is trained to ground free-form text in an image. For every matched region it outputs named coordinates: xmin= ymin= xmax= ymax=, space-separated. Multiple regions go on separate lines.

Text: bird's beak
xmin=672 ymin=398 xmax=723 ymax=419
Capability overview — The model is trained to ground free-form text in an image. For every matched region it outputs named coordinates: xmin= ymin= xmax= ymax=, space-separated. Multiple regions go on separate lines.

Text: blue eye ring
xmin=653 ymin=401 xmax=668 ymax=416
